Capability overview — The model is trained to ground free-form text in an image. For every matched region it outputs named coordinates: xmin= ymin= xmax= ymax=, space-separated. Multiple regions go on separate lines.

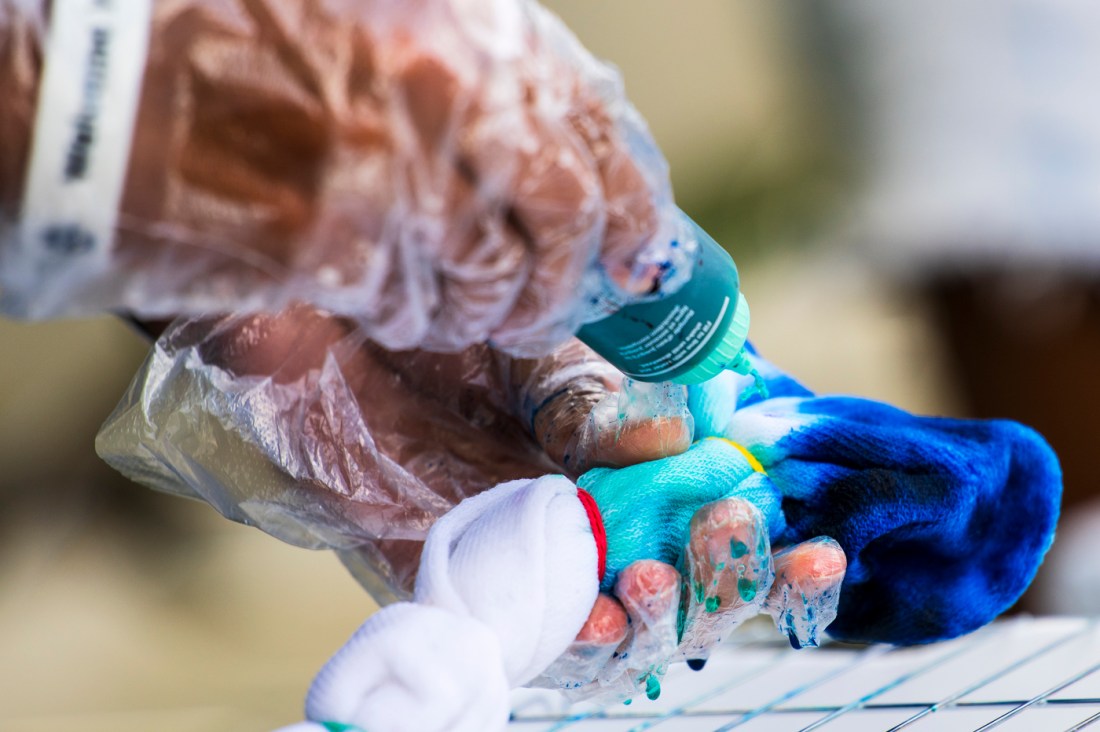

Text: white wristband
xmin=17 ymin=0 xmax=152 ymax=284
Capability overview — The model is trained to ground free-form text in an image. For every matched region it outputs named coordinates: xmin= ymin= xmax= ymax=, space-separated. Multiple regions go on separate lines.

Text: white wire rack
xmin=508 ymin=617 xmax=1100 ymax=732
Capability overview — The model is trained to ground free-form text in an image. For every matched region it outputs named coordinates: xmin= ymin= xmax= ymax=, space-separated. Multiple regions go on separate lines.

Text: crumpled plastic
xmin=0 ymin=0 xmax=694 ymax=355
xmin=96 ymin=303 xmax=693 ymax=602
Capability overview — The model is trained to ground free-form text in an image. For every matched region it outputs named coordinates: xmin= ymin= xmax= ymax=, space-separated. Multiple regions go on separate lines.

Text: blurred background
xmin=3 ymin=1 xmax=1098 ymax=729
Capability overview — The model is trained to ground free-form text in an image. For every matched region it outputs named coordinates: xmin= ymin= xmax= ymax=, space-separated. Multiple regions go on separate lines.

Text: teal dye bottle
xmin=577 ymin=212 xmax=752 ymax=385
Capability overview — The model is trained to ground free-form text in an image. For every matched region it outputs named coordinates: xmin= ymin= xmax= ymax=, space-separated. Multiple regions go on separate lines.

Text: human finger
xmin=587 ymin=559 xmax=681 ymax=701
xmin=502 ymin=340 xmax=693 ymax=475
xmin=676 ymin=497 xmax=774 ymax=665
xmin=566 ymin=93 xmax=666 ymax=297
xmin=474 ymin=109 xmax=606 ymax=354
xmin=99 ymin=306 xmax=565 ymax=600
xmin=531 ymin=593 xmax=629 ymax=691
xmin=763 ymin=537 xmax=847 ymax=649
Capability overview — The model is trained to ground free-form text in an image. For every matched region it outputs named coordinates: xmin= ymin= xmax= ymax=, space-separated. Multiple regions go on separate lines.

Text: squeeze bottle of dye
xmin=577 ymin=211 xmax=753 ymax=385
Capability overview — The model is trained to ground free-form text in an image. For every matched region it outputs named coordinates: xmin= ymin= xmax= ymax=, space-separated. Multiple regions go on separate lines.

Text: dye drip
xmin=321 ymin=722 xmax=366 ymax=732
xmin=763 ymin=539 xmax=845 ymax=650
xmin=729 ymin=352 xmax=769 ymax=405
xmin=645 ymin=674 xmax=662 ymax=701
xmin=686 ymin=658 xmax=708 ymax=672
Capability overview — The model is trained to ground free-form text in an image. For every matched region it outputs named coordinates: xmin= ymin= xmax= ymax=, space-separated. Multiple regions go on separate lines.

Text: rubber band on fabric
xmin=708 ymin=437 xmax=766 ymax=474
xmin=576 ymin=488 xmax=607 ymax=583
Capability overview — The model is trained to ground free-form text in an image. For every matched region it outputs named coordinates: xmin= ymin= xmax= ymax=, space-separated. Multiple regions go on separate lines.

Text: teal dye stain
xmin=757 ymin=532 xmax=767 ymax=556
xmin=729 ymin=539 xmax=749 ymax=558
xmin=738 ymin=577 xmax=757 ymax=602
xmin=694 ymin=580 xmax=705 ymax=604
xmin=623 ymin=698 xmax=633 ymax=706
xmin=322 ymin=723 xmax=367 ymax=732
xmin=645 ymin=674 xmax=662 ymax=701
xmin=705 ymin=595 xmax=721 ymax=612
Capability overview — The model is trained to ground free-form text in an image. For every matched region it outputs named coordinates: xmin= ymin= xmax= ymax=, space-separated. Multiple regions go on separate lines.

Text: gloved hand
xmin=535 ymin=438 xmax=845 ymax=701
xmin=524 ymin=357 xmax=846 ymax=700
xmin=96 ymin=304 xmax=845 ymax=704
xmin=97 ymin=303 xmax=693 ymax=597
xmin=273 ymin=455 xmax=844 ymax=732
xmin=0 ymin=0 xmax=692 ymax=353
xmin=530 ymin=344 xmax=1062 ymax=697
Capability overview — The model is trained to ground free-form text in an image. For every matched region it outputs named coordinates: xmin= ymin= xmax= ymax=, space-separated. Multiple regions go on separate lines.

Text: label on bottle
xmin=577 ymin=219 xmax=741 ymax=383
xmin=16 ymin=0 xmax=152 ymax=282
xmin=611 ymin=297 xmax=732 ymax=377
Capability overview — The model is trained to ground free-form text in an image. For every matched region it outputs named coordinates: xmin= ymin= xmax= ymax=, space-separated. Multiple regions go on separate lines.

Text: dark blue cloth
xmin=696 ymin=352 xmax=1062 ymax=645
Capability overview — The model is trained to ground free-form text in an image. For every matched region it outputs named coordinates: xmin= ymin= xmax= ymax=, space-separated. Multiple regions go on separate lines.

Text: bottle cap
xmin=671 ymin=292 xmax=751 ymax=385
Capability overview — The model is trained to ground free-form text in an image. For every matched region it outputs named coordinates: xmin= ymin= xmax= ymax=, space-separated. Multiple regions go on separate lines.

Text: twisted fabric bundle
xmin=277 ymin=475 xmax=601 ymax=732
xmin=277 ymin=351 xmax=1061 ymax=730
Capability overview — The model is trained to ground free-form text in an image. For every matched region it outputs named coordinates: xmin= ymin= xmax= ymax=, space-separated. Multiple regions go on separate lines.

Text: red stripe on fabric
xmin=576 ymin=488 xmax=606 ymax=583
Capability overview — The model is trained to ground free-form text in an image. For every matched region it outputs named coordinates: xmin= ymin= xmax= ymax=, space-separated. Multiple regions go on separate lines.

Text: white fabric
xmin=305 ymin=603 xmax=510 ymax=732
xmin=414 ymin=476 xmax=599 ymax=685
xmin=276 ymin=475 xmax=599 ymax=732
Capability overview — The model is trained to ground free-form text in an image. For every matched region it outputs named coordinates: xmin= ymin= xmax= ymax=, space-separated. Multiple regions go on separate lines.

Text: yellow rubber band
xmin=707 ymin=436 xmax=767 ymax=475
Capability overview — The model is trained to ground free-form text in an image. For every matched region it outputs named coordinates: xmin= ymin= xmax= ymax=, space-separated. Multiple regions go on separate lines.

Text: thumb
xmin=501 ymin=339 xmax=693 ymax=474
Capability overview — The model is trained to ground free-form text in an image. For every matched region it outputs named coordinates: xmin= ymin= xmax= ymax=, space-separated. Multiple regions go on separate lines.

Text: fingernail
xmin=575 ymin=595 xmax=629 ymax=645
xmin=617 ymin=379 xmax=691 ymax=426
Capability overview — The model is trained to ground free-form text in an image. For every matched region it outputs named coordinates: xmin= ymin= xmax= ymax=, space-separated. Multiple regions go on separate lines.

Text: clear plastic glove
xmin=0 ymin=0 xmax=693 ymax=353
xmin=534 ymin=439 xmax=846 ymax=702
xmin=96 ymin=303 xmax=695 ymax=600
xmin=97 ymin=307 xmax=844 ymax=702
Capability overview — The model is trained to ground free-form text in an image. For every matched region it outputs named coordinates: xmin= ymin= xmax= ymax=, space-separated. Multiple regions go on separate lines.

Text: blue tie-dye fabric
xmin=696 ymin=351 xmax=1062 ymax=644
xmin=583 ymin=349 xmax=1062 ymax=646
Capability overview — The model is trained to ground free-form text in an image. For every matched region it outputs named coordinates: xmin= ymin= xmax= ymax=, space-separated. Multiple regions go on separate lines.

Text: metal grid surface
xmin=508 ymin=617 xmax=1100 ymax=732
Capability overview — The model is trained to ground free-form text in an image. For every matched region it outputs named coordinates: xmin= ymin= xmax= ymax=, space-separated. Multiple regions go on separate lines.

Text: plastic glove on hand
xmin=97 ymin=305 xmax=693 ymax=599
xmin=278 ymin=464 xmax=843 ymax=731
xmin=533 ymin=439 xmax=845 ymax=700
xmin=0 ymin=0 xmax=690 ymax=351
